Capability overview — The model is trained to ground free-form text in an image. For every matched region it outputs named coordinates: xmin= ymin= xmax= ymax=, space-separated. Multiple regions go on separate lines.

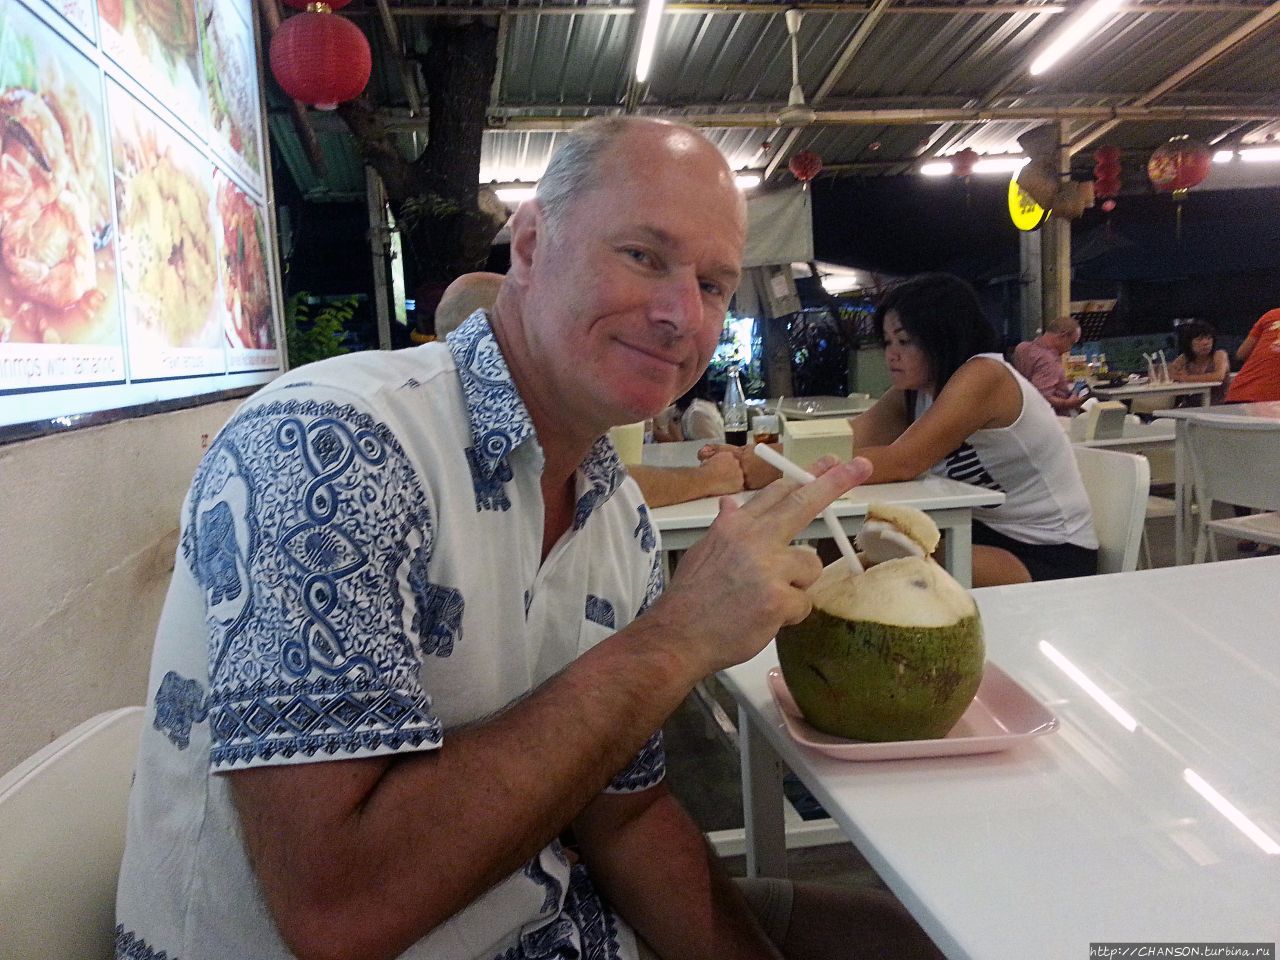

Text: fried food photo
xmin=0 ymin=81 xmax=115 ymax=345
xmin=116 ymin=135 xmax=216 ymax=347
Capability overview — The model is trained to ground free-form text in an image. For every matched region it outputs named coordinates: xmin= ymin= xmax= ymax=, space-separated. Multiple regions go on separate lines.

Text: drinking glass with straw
xmin=753 ymin=443 xmax=863 ymax=575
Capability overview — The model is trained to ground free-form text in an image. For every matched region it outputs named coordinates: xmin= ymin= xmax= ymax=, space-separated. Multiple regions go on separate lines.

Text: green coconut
xmin=777 ymin=555 xmax=984 ymax=742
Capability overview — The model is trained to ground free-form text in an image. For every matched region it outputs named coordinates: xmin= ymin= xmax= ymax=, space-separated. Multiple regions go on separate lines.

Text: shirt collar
xmin=447 ymin=310 xmax=627 ymax=508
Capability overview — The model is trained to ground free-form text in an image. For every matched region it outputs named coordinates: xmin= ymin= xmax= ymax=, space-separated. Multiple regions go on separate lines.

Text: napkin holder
xmin=1080 ymin=400 xmax=1127 ymax=441
xmin=782 ymin=417 xmax=853 ymax=469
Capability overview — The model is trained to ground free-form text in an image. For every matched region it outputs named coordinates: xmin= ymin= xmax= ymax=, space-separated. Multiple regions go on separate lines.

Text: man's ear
xmin=507 ymin=200 xmax=542 ymax=286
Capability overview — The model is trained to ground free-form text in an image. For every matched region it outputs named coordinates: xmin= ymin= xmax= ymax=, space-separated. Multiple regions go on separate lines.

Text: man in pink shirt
xmin=1012 ymin=316 xmax=1085 ymax=413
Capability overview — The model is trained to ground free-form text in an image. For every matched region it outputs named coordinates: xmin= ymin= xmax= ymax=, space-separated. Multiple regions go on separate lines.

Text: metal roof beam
xmin=1068 ymin=0 xmax=1280 ymax=153
xmin=381 ymin=102 xmax=1280 ymax=134
xmin=764 ymin=0 xmax=896 ymax=180
xmin=373 ymin=0 xmax=423 ymax=116
xmin=379 ymin=2 xmax=1268 ymax=17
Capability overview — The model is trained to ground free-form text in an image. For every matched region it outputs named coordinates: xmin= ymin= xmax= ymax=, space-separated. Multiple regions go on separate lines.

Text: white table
xmin=719 ymin=558 xmax=1280 ymax=959
xmin=777 ymin=395 xmax=876 ymax=419
xmin=650 ymin=477 xmax=1004 ymax=588
xmin=1074 ymin=426 xmax=1174 ymax=451
xmin=1152 ymin=401 xmax=1280 ymax=564
xmin=1090 ymin=379 xmax=1221 ymax=407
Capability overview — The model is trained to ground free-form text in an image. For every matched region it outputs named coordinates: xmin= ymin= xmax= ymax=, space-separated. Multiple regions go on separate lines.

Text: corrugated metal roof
xmin=269 ymin=0 xmax=1280 ymax=201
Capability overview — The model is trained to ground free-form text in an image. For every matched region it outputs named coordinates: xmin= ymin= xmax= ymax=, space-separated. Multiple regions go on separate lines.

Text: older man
xmin=1012 ymin=316 xmax=1085 ymax=412
xmin=116 ymin=118 xmax=939 ymax=960
xmin=434 ymin=271 xmax=507 ymax=341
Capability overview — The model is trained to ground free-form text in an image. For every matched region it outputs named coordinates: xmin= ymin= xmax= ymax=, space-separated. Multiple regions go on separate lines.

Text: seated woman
xmin=716 ymin=274 xmax=1098 ymax=586
xmin=1168 ymin=319 xmax=1230 ymax=405
xmin=849 ymin=273 xmax=1098 ymax=585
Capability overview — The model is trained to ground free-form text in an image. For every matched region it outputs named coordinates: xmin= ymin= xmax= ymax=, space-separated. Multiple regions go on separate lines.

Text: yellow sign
xmin=1008 ymin=173 xmax=1049 ymax=231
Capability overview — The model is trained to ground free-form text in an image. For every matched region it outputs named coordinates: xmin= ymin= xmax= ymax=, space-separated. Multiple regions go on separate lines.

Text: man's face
xmin=514 ymin=126 xmax=746 ymax=435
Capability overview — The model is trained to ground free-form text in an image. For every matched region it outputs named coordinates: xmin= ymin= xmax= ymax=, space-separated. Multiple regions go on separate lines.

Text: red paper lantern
xmin=952 ymin=148 xmax=978 ymax=179
xmin=1092 ymin=144 xmax=1122 ymax=209
xmin=788 ymin=150 xmax=822 ymax=184
xmin=1147 ymin=136 xmax=1211 ymax=195
xmin=269 ymin=9 xmax=371 ymax=111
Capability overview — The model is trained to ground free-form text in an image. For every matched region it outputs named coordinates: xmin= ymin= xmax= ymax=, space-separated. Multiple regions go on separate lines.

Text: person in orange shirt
xmin=1225 ymin=308 xmax=1280 ymax=403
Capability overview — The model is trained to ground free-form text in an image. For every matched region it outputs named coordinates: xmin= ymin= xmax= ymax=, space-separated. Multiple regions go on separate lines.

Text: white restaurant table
xmin=1090 ymin=379 xmax=1221 ymax=407
xmin=1073 ymin=419 xmax=1175 ymax=451
xmin=1152 ymin=401 xmax=1280 ymax=564
xmin=649 ymin=477 xmax=1004 ymax=588
xmin=719 ymin=558 xmax=1280 ymax=959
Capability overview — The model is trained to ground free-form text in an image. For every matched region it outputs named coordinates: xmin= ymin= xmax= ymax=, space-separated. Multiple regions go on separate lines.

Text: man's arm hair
xmin=628 ymin=455 xmax=743 ymax=508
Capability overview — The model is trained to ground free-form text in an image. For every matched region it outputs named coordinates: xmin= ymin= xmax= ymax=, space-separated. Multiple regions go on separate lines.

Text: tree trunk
xmin=337 ymin=18 xmax=504 ymax=305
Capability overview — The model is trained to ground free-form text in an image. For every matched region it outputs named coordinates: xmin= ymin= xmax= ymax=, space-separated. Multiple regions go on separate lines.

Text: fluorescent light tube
xmin=920 ymin=162 xmax=953 ymax=176
xmin=1240 ymin=147 xmax=1280 ymax=163
xmin=1030 ymin=0 xmax=1124 ymax=75
xmin=635 ymin=0 xmax=667 ymax=84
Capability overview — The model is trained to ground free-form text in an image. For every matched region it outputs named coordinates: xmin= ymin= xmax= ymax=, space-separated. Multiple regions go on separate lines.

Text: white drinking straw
xmin=752 ymin=443 xmax=863 ymax=574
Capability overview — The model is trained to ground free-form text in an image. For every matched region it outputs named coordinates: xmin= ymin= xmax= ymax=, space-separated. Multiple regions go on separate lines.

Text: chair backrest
xmin=0 ymin=706 xmax=144 ymax=960
xmin=1184 ymin=417 xmax=1280 ymax=514
xmin=1072 ymin=445 xmax=1151 ymax=574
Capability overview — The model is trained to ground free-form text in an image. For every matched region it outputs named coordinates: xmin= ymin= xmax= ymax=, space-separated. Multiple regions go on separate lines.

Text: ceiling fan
xmin=776 ymin=9 xmax=817 ymax=127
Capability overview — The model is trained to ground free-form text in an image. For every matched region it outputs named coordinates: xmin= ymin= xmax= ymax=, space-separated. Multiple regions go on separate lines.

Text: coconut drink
xmin=776 ymin=504 xmax=984 ymax=742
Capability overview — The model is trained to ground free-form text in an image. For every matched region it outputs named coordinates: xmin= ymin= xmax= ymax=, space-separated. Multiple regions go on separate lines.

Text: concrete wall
xmin=0 ymin=399 xmax=239 ymax=774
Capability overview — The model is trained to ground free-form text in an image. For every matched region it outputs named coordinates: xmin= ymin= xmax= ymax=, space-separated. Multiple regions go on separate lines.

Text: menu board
xmin=0 ymin=0 xmax=281 ymax=433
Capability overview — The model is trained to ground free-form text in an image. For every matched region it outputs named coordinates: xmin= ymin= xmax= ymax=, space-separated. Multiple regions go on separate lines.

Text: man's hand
xmin=698 ymin=442 xmax=783 ymax=490
xmin=646 ymin=457 xmax=873 ymax=677
xmin=697 ymin=450 xmax=746 ymax=496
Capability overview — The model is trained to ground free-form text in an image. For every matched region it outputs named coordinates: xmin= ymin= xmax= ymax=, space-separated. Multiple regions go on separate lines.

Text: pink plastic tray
xmin=767 ymin=662 xmax=1058 ymax=761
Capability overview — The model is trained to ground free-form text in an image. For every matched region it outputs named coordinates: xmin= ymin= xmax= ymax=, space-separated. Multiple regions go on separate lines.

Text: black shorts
xmin=972 ymin=520 xmax=1099 ymax=581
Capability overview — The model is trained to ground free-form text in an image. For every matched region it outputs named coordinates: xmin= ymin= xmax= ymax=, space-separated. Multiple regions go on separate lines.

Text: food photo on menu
xmin=198 ymin=0 xmax=263 ymax=185
xmin=0 ymin=0 xmax=124 ymax=381
xmin=214 ymin=169 xmax=276 ymax=357
xmin=98 ymin=0 xmax=204 ymax=127
xmin=44 ymin=0 xmax=95 ymax=38
xmin=108 ymin=81 xmax=223 ymax=378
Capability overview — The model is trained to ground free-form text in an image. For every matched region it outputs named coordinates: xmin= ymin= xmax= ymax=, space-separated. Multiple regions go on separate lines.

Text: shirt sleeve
xmin=187 ymin=392 xmax=445 ymax=770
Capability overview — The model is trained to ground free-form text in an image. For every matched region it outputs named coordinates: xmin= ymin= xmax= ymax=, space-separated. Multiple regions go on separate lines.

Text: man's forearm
xmin=629 ymin=464 xmax=722 ymax=507
xmin=576 ymin=789 xmax=783 ymax=960
xmin=232 ymin=622 xmax=703 ymax=960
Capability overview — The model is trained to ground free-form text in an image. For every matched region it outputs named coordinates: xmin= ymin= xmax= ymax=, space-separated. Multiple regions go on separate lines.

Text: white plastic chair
xmin=0 ymin=706 xmax=144 ymax=960
xmin=1183 ymin=417 xmax=1280 ymax=562
xmin=1072 ymin=445 xmax=1151 ymax=574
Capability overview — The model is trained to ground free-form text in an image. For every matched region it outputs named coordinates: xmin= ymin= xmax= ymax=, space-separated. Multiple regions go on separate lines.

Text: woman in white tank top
xmin=847 ymin=273 xmax=1098 ymax=586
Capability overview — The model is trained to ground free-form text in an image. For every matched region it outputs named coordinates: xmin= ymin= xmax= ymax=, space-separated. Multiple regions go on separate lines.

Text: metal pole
xmin=1039 ymin=121 xmax=1072 ymax=330
xmin=366 ymin=167 xmax=393 ymax=351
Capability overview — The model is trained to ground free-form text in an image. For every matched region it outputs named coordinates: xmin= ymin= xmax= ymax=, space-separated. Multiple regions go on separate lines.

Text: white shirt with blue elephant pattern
xmin=115 ymin=311 xmax=666 ymax=960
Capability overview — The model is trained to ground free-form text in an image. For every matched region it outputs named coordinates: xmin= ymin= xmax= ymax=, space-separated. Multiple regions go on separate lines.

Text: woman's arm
xmin=1169 ymin=351 xmax=1229 ymax=383
xmin=856 ymin=358 xmax=1022 ymax=483
xmin=849 ymin=389 xmax=911 ymax=447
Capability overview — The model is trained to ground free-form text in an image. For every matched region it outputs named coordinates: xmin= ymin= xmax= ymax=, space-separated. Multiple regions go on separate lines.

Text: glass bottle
xmin=722 ymin=364 xmax=749 ymax=446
